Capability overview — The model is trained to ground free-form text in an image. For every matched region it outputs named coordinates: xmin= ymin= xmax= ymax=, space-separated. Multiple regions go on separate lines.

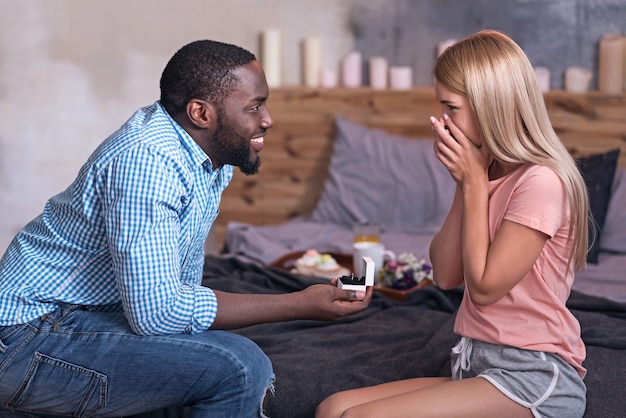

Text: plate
xmin=374 ymin=280 xmax=431 ymax=301
xmin=269 ymin=251 xmax=352 ymax=279
xmin=269 ymin=250 xmax=432 ymax=300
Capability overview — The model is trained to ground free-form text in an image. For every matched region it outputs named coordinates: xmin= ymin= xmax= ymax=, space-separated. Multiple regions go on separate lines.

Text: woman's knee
xmin=316 ymin=392 xmax=349 ymax=418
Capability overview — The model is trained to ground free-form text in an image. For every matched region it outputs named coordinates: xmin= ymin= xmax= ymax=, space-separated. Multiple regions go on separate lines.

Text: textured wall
xmin=351 ymin=0 xmax=626 ymax=88
xmin=0 ymin=0 xmax=624 ymax=252
xmin=0 ymin=0 xmax=357 ymax=252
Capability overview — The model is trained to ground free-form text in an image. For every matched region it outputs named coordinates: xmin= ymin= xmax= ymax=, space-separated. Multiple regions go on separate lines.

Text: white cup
xmin=353 ymin=241 xmax=395 ymax=279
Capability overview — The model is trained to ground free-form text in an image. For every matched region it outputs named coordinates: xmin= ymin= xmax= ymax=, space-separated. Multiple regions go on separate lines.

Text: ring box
xmin=338 ymin=256 xmax=375 ymax=291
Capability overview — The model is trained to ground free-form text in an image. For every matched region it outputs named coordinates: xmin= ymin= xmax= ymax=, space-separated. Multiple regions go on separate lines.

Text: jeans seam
xmin=0 ymin=324 xmax=37 ymax=376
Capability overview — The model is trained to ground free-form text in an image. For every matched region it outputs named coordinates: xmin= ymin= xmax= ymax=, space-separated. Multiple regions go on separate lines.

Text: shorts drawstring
xmin=452 ymin=337 xmax=473 ymax=379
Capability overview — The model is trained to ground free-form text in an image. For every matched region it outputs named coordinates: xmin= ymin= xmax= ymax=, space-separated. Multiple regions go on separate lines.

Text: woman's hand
xmin=430 ymin=114 xmax=490 ymax=185
xmin=429 ymin=112 xmax=491 ymax=296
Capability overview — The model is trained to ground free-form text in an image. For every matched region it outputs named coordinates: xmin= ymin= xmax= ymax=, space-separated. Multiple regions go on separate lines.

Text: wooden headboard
xmin=213 ymin=87 xmax=626 ymax=247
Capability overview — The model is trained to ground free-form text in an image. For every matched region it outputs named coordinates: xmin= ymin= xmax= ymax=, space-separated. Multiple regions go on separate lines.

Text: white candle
xmin=320 ymin=67 xmax=338 ymax=88
xmin=534 ymin=67 xmax=550 ymax=92
xmin=437 ymin=38 xmax=457 ymax=56
xmin=369 ymin=57 xmax=388 ymax=89
xmin=624 ymin=33 xmax=626 ymax=91
xmin=302 ymin=37 xmax=321 ymax=88
xmin=389 ymin=66 xmax=413 ymax=90
xmin=623 ymin=33 xmax=626 ymax=92
xmin=598 ymin=33 xmax=625 ymax=94
xmin=261 ymin=29 xmax=281 ymax=87
xmin=341 ymin=51 xmax=362 ymax=88
xmin=565 ymin=67 xmax=592 ymax=93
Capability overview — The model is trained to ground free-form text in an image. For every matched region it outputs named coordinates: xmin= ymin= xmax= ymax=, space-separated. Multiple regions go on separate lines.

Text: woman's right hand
xmin=430 ymin=114 xmax=490 ymax=185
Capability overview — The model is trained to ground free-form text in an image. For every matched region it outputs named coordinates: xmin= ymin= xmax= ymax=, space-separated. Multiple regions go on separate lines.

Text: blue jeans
xmin=0 ymin=304 xmax=274 ymax=417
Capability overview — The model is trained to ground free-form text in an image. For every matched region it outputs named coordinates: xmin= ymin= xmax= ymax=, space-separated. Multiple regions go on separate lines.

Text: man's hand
xmin=296 ymin=281 xmax=372 ymax=321
xmin=210 ymin=283 xmax=373 ymax=329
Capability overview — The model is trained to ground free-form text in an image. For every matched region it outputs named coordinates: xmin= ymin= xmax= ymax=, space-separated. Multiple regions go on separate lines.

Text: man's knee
xmin=229 ymin=332 xmax=273 ymax=387
xmin=202 ymin=331 xmax=274 ymax=398
xmin=196 ymin=332 xmax=274 ymax=416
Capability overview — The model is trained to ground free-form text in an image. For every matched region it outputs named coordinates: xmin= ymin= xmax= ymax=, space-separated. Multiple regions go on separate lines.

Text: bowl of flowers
xmin=375 ymin=253 xmax=433 ymax=301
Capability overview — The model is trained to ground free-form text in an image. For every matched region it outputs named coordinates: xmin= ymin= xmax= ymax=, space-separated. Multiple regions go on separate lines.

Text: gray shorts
xmin=450 ymin=337 xmax=586 ymax=418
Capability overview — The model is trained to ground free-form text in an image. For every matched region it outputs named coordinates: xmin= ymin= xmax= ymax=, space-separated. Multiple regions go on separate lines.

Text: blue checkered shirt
xmin=0 ymin=102 xmax=232 ymax=335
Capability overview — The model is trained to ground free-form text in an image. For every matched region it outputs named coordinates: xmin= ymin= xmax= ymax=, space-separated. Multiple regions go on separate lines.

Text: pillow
xmin=310 ymin=116 xmax=456 ymax=234
xmin=599 ymin=168 xmax=626 ymax=253
xmin=576 ymin=149 xmax=620 ymax=263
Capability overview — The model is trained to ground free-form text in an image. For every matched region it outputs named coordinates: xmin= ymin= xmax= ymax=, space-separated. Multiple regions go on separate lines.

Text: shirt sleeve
xmin=503 ymin=166 xmax=568 ymax=238
xmin=99 ymin=145 xmax=217 ymax=335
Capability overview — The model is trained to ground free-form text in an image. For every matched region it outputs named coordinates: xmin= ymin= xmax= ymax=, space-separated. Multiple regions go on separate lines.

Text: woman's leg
xmin=316 ymin=376 xmax=533 ymax=418
xmin=316 ymin=377 xmax=450 ymax=418
xmin=0 ymin=306 xmax=273 ymax=418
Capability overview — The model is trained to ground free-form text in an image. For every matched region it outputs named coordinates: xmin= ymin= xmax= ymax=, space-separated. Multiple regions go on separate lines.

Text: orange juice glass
xmin=353 ymin=222 xmax=381 ymax=243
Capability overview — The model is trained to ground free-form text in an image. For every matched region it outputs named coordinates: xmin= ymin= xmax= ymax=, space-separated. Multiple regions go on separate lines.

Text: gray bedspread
xmin=137 ymin=254 xmax=626 ymax=418
xmin=203 ymin=255 xmax=626 ymax=418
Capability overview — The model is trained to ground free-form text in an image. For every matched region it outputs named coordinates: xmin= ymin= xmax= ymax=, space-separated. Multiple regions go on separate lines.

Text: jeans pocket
xmin=0 ymin=324 xmax=37 ymax=376
xmin=8 ymin=352 xmax=107 ymax=418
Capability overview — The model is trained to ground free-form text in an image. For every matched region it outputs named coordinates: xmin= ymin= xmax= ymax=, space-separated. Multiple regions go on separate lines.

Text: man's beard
xmin=213 ymin=115 xmax=261 ymax=175
xmin=238 ymin=151 xmax=261 ymax=175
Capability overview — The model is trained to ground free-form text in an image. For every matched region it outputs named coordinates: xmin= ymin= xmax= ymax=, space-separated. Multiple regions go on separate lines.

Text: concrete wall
xmin=351 ymin=0 xmax=626 ymax=88
xmin=1 ymin=0 xmax=624 ymax=252
xmin=0 ymin=0 xmax=359 ymax=251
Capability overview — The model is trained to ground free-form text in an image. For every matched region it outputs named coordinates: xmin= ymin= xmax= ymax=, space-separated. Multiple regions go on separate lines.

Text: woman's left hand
xmin=430 ymin=114 xmax=490 ymax=185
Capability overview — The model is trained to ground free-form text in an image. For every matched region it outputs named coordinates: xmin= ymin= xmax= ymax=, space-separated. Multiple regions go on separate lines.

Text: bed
xmin=155 ymin=88 xmax=626 ymax=417
xmin=200 ymin=255 xmax=626 ymax=418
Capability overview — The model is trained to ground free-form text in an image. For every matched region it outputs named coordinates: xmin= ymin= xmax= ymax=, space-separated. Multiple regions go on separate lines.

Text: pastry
xmin=293 ymin=249 xmax=348 ymax=278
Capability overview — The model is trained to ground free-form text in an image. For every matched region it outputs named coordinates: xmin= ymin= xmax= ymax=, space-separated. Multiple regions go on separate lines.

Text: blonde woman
xmin=316 ymin=30 xmax=588 ymax=418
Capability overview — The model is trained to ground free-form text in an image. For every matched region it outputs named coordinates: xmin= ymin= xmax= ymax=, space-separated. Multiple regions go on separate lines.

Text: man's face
xmin=211 ymin=61 xmax=272 ymax=175
xmin=212 ymin=107 xmax=261 ymax=175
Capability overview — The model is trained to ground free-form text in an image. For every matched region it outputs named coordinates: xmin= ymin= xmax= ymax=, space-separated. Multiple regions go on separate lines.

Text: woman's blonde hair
xmin=434 ymin=29 xmax=589 ymax=271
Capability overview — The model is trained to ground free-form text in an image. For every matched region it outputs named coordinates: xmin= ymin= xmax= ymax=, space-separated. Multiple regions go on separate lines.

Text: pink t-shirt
xmin=454 ymin=164 xmax=587 ymax=378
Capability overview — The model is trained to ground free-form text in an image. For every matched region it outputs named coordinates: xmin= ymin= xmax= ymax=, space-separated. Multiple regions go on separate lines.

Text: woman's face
xmin=433 ymin=79 xmax=482 ymax=148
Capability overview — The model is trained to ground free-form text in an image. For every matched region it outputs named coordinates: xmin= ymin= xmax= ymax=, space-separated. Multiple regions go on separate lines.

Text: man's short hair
xmin=160 ymin=40 xmax=256 ymax=116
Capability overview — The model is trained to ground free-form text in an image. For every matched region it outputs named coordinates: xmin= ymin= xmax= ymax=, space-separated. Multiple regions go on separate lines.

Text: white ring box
xmin=338 ymin=256 xmax=375 ymax=291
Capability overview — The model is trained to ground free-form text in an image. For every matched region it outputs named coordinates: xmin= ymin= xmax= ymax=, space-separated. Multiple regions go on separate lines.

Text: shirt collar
xmin=156 ymin=101 xmax=217 ymax=172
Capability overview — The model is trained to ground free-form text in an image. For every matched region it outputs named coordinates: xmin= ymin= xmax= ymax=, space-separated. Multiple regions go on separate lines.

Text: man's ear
xmin=186 ymin=99 xmax=217 ymax=129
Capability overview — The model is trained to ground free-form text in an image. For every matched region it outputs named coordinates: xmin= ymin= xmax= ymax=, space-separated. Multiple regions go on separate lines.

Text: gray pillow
xmin=310 ymin=116 xmax=455 ymax=234
xmin=576 ymin=149 xmax=620 ymax=263
xmin=600 ymin=168 xmax=626 ymax=254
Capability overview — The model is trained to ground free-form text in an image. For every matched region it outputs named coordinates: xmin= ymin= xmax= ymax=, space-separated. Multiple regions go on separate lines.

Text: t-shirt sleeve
xmin=503 ymin=166 xmax=568 ymax=238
